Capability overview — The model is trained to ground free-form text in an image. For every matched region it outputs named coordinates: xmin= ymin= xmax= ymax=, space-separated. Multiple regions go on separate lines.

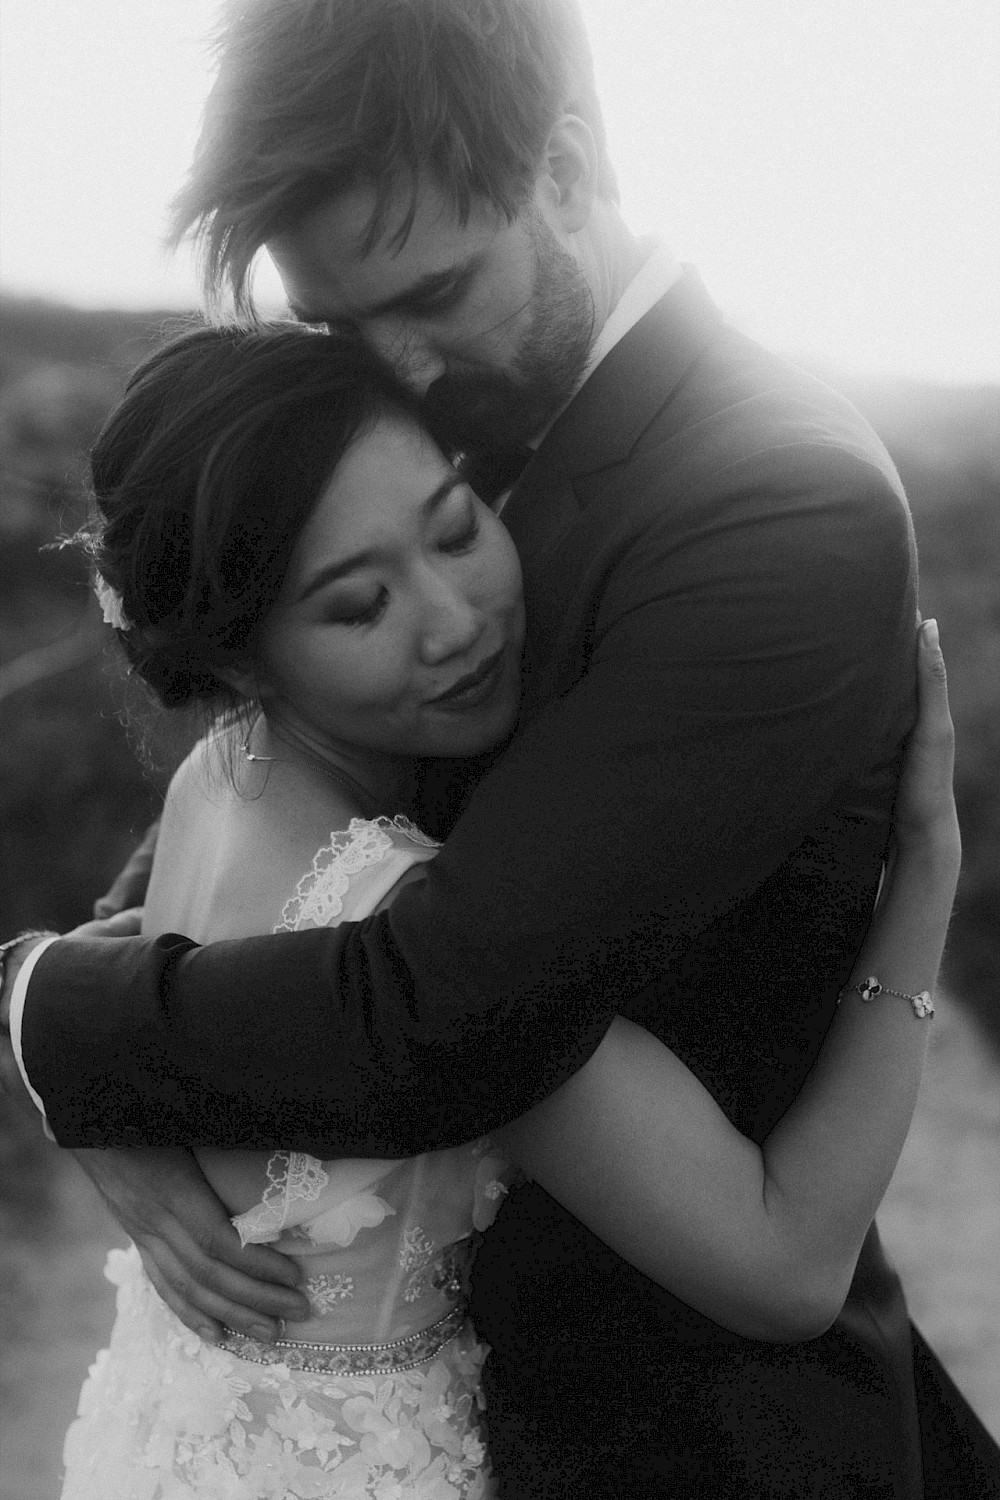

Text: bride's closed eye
xmin=439 ymin=514 xmax=480 ymax=555
xmin=436 ymin=489 xmax=485 ymax=557
xmin=328 ymin=586 xmax=389 ymax=628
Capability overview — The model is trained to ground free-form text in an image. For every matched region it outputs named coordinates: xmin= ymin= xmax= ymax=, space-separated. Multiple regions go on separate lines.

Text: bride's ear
xmin=215 ymin=662 xmax=259 ymax=701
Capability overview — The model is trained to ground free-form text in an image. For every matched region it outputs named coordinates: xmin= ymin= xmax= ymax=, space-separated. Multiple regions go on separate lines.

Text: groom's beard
xmin=421 ymin=214 xmax=596 ymax=453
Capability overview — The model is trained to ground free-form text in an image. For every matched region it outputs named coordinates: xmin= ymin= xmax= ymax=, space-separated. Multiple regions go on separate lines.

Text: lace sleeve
xmin=274 ymin=815 xmax=438 ymax=932
xmin=233 ymin=1150 xmax=330 ymax=1245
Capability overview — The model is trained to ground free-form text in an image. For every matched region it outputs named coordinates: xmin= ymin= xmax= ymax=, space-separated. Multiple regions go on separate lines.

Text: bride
xmin=57 ymin=323 xmax=958 ymax=1499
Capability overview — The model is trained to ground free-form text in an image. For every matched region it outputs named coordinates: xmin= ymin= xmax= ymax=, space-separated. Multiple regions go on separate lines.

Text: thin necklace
xmin=242 ymin=719 xmax=383 ymax=816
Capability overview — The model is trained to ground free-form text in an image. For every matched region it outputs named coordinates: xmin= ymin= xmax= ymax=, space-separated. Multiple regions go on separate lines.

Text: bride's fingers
xmin=73 ymin=1147 xmax=314 ymax=1341
xmin=131 ymin=1229 xmax=310 ymax=1342
xmin=173 ymin=1205 xmax=307 ymax=1291
xmin=194 ymin=1237 xmax=313 ymax=1323
xmin=915 ymin=620 xmax=954 ymax=746
xmin=66 ymin=907 xmax=144 ymax=941
xmin=894 ymin=620 xmax=958 ymax=840
xmin=226 ymin=1237 xmax=312 ymax=1295
xmin=153 ymin=1220 xmax=311 ymax=1319
xmin=134 ymin=1240 xmax=227 ymax=1343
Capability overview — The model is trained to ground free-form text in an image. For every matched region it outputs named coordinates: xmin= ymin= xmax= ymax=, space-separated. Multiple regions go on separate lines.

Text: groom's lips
xmin=430 ymin=647 xmax=507 ymax=709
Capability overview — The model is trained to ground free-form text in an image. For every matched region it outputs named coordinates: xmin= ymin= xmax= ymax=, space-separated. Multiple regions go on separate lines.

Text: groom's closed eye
xmin=395 ymin=270 xmax=475 ymax=318
xmin=289 ymin=260 xmax=481 ymax=333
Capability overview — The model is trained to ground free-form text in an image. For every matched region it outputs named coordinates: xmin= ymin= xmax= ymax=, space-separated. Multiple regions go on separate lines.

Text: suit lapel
xmin=502 ymin=265 xmax=724 ymax=568
xmin=502 ymin=265 xmax=725 ymax=622
xmin=553 ymin=265 xmax=723 ymax=476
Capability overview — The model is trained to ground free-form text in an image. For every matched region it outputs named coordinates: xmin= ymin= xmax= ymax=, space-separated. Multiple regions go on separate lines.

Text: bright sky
xmin=1 ymin=0 xmax=997 ymax=382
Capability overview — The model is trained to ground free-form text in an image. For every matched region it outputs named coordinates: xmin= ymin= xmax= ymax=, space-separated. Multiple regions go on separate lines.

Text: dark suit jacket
xmin=28 ymin=270 xmax=984 ymax=1496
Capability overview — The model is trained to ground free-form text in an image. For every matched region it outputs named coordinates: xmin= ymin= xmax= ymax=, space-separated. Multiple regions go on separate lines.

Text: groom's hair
xmin=170 ymin=0 xmax=617 ymax=318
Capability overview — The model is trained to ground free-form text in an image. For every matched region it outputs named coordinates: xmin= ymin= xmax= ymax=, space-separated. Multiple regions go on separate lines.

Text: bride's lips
xmin=430 ymin=646 xmax=508 ymax=710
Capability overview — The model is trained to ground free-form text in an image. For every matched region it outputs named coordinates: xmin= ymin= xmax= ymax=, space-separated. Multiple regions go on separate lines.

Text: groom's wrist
xmin=0 ymin=931 xmax=56 ymax=1032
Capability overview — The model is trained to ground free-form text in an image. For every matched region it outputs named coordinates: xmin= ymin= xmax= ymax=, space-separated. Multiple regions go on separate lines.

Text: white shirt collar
xmin=585 ymin=239 xmax=683 ymax=376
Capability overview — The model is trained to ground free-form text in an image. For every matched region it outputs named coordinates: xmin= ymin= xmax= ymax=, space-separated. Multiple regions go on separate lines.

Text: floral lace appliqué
xmin=307 ymin=1188 xmax=396 ymax=1249
xmin=61 ymin=1246 xmax=493 ymax=1499
xmin=233 ymin=1151 xmax=329 ymax=1247
xmin=274 ymin=815 xmax=438 ymax=933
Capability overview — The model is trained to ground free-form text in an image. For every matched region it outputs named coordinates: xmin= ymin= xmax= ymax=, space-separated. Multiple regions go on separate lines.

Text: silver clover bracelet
xmin=837 ymin=974 xmax=935 ymax=1020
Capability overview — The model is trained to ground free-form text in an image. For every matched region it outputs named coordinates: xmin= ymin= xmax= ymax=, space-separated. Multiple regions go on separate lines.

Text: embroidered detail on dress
xmin=274 ymin=816 xmax=439 ymax=933
xmin=233 ymin=1151 xmax=329 ymax=1246
xmin=305 ymin=1273 xmax=355 ymax=1313
xmin=399 ymin=1225 xmax=438 ymax=1302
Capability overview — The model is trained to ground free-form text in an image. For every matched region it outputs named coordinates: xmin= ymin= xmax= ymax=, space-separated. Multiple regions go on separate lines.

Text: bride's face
xmin=257 ymin=412 xmax=525 ymax=760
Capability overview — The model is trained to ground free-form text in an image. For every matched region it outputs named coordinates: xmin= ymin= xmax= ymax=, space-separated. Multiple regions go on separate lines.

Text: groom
xmin=4 ymin=1 xmax=986 ymax=1495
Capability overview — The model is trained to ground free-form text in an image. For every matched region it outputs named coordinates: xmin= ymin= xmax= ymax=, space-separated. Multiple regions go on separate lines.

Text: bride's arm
xmin=499 ymin=620 xmax=959 ymax=1342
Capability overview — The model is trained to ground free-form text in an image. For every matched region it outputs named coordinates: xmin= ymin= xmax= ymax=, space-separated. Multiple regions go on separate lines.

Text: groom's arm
xmin=19 ymin=444 xmax=916 ymax=1155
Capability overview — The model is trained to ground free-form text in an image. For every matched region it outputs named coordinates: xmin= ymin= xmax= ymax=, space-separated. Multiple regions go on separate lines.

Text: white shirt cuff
xmin=9 ymin=934 xmax=60 ymax=1132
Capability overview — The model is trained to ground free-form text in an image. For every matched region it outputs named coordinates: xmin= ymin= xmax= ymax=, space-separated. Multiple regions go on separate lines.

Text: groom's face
xmin=269 ymin=177 xmax=595 ymax=449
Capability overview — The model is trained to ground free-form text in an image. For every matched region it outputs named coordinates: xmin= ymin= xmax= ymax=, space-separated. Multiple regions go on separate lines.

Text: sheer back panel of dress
xmin=197 ymin=818 xmax=512 ymax=1346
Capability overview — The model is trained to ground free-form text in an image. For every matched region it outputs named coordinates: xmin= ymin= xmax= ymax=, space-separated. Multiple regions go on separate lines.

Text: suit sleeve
xmin=22 ymin=443 xmax=917 ymax=1152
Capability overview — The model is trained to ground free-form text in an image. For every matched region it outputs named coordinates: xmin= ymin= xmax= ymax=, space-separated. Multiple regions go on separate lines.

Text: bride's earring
xmin=243 ymin=717 xmax=278 ymax=764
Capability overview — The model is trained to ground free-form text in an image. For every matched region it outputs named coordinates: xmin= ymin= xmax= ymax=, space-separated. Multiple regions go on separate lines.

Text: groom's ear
xmin=538 ymin=114 xmax=599 ymax=234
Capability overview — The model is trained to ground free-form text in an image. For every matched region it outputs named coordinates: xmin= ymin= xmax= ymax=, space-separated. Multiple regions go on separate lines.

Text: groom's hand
xmin=92 ymin=819 xmax=160 ymax=918
xmin=64 ymin=907 xmax=145 ymax=941
xmin=73 ymin=1146 xmax=312 ymax=1342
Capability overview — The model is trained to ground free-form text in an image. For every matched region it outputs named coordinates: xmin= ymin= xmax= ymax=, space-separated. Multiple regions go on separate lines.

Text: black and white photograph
xmin=2 ymin=2 xmax=998 ymax=1496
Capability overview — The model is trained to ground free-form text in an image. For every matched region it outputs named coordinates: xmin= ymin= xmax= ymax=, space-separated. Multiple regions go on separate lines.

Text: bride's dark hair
xmin=83 ymin=324 xmax=417 ymax=712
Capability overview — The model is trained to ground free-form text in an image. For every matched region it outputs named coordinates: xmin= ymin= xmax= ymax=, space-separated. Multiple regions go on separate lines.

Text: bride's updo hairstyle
xmin=84 ymin=324 xmax=417 ymax=714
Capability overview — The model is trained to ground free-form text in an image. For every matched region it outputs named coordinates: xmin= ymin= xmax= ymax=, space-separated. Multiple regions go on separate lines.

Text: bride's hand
xmin=891 ymin=619 xmax=961 ymax=857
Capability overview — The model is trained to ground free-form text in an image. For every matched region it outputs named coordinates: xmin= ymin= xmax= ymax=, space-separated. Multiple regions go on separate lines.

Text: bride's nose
xmin=418 ymin=571 xmax=484 ymax=664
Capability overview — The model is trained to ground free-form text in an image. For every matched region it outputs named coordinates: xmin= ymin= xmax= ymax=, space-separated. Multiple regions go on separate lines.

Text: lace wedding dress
xmin=60 ymin=818 xmax=513 ymax=1500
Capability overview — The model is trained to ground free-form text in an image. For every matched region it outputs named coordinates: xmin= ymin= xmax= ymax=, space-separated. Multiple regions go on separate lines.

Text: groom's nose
xmin=362 ymin=318 xmax=445 ymax=394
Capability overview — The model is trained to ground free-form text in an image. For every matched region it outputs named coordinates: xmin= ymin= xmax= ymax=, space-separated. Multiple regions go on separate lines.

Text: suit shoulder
xmin=685 ymin=331 xmax=904 ymax=487
xmin=617 ymin=332 xmax=912 ymax=548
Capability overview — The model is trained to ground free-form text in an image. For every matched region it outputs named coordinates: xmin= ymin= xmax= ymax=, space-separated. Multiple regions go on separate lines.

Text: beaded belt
xmin=218 ymin=1301 xmax=468 ymax=1376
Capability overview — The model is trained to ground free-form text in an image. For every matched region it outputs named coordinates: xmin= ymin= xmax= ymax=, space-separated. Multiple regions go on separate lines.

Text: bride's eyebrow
xmin=296 ymin=472 xmax=466 ymax=603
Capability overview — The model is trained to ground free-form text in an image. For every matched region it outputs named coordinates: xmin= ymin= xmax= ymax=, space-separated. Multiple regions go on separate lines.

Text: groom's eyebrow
xmin=296 ymin=472 xmax=466 ymax=602
xmin=365 ymin=256 xmax=481 ymax=315
xmin=290 ymin=254 xmax=483 ymax=326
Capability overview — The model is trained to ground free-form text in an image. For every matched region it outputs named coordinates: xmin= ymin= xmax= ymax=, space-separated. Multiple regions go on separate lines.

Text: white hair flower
xmin=94 ymin=572 xmax=130 ymax=631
